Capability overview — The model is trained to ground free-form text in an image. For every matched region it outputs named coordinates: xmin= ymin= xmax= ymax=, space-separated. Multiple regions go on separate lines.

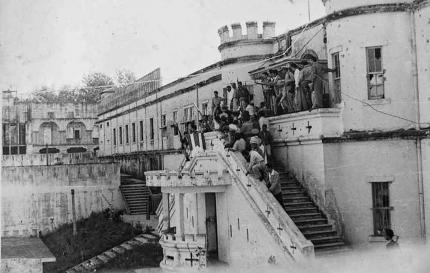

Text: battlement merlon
xmin=217 ymin=21 xmax=276 ymax=45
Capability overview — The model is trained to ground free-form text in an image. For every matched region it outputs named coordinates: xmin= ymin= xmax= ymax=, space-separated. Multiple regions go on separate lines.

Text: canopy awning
xmin=248 ymin=50 xmax=327 ymax=78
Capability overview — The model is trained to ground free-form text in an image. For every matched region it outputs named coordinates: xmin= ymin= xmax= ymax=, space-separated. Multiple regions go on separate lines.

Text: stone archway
xmin=38 ymin=122 xmax=59 ymax=145
xmin=66 ymin=121 xmax=87 ymax=140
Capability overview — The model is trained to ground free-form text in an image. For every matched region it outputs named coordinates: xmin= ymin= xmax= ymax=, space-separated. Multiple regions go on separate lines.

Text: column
xmin=162 ymin=193 xmax=170 ymax=231
xmin=194 ymin=193 xmax=199 ymax=235
xmin=175 ymin=193 xmax=185 ymax=239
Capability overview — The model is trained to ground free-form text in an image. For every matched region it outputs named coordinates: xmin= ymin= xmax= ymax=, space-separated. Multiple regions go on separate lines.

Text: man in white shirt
xmin=266 ymin=163 xmax=283 ymax=207
xmin=246 ymin=139 xmax=265 ymax=181
xmin=245 ymin=102 xmax=256 ymax=117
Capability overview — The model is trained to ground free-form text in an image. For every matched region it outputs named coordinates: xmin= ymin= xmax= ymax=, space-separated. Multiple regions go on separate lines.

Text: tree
xmin=115 ymin=69 xmax=136 ymax=88
xmin=81 ymin=72 xmax=114 ymax=103
xmin=31 ymin=86 xmax=58 ymax=103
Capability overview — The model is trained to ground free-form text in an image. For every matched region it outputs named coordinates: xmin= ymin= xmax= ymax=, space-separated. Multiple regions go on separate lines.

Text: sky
xmin=0 ymin=0 xmax=325 ymax=96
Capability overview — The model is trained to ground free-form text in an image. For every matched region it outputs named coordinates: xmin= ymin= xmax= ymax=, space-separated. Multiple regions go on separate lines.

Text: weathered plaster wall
xmin=323 ymin=0 xmax=414 ymax=14
xmin=1 ymin=163 xmax=123 ymax=236
xmin=178 ymin=185 xmax=295 ymax=267
xmin=326 ymin=12 xmax=418 ymax=131
xmin=324 ymin=139 xmax=422 ymax=245
xmin=1 ymin=259 xmax=43 ymax=273
xmin=421 ymin=138 xmax=430 ymax=239
xmin=415 ymin=4 xmax=430 ymax=125
xmin=2 ymin=152 xmax=101 ymax=167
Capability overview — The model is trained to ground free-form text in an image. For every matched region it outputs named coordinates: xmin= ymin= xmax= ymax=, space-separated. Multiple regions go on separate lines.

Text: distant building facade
xmin=2 ymin=91 xmax=99 ymax=155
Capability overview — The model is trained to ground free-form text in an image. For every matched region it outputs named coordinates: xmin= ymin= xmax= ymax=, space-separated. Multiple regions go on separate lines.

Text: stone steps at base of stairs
xmin=64 ymin=233 xmax=159 ymax=273
xmin=297 ymin=224 xmax=334 ymax=233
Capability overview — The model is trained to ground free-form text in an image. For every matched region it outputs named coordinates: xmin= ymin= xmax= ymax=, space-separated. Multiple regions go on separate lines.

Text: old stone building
xmin=96 ymin=0 xmax=429 ymax=270
xmin=2 ymin=91 xmax=99 ymax=155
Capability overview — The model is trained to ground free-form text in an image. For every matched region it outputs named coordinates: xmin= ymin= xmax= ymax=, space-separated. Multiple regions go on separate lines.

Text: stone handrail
xmin=204 ymin=133 xmax=314 ymax=260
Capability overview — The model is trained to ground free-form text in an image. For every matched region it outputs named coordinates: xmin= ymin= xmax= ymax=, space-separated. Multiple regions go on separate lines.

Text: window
xmin=332 ymin=52 xmax=341 ymax=103
xmin=119 ymin=127 xmax=123 ymax=144
xmin=202 ymin=102 xmax=208 ymax=116
xmin=48 ymin=112 xmax=55 ymax=119
xmin=149 ymin=118 xmax=154 ymax=140
xmin=100 ymin=124 xmax=103 ymax=129
xmin=366 ymin=47 xmax=384 ymax=100
xmin=113 ymin=128 xmax=117 ymax=145
xmin=125 ymin=125 xmax=129 ymax=144
xmin=161 ymin=114 xmax=166 ymax=128
xmin=371 ymin=182 xmax=392 ymax=235
xmin=107 ymin=122 xmax=109 ymax=127
xmin=74 ymin=129 xmax=80 ymax=139
xmin=132 ymin=123 xmax=136 ymax=143
xmin=139 ymin=121 xmax=144 ymax=141
xmin=183 ymin=106 xmax=193 ymax=122
xmin=173 ymin=111 xmax=178 ymax=123
xmin=184 ymin=108 xmax=189 ymax=122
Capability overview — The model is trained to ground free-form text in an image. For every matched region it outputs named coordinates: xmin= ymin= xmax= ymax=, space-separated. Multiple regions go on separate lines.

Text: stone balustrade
xmin=145 ymin=168 xmax=232 ymax=188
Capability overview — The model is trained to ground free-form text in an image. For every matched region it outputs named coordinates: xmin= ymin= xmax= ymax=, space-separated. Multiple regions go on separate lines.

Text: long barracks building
xmin=97 ymin=0 xmax=429 ymax=270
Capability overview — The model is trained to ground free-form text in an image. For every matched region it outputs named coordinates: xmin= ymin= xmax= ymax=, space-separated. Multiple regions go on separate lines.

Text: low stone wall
xmin=1 ymin=163 xmax=123 ymax=236
xmin=1 ymin=152 xmax=109 ymax=167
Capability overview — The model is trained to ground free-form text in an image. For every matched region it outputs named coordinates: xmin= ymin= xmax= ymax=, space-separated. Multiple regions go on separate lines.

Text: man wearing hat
xmin=246 ymin=137 xmax=266 ymax=181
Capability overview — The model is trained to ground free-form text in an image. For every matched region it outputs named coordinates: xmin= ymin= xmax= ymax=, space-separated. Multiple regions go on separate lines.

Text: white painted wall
xmin=323 ymin=0 xmax=414 ymax=14
xmin=326 ymin=12 xmax=419 ymax=131
xmin=415 ymin=4 xmax=430 ymax=126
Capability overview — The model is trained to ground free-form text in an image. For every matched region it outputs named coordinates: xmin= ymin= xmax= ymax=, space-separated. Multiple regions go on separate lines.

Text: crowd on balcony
xmin=254 ymin=56 xmax=336 ymax=115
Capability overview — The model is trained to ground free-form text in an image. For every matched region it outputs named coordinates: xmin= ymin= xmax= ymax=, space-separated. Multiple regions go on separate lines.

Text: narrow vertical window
xmin=113 ymin=128 xmax=117 ymax=145
xmin=332 ymin=52 xmax=341 ymax=103
xmin=140 ymin=121 xmax=144 ymax=141
xmin=371 ymin=182 xmax=392 ymax=235
xmin=125 ymin=124 xmax=129 ymax=144
xmin=150 ymin=118 xmax=154 ymax=141
xmin=119 ymin=127 xmax=123 ymax=144
xmin=366 ymin=47 xmax=384 ymax=100
xmin=161 ymin=114 xmax=166 ymax=127
xmin=132 ymin=123 xmax=136 ymax=143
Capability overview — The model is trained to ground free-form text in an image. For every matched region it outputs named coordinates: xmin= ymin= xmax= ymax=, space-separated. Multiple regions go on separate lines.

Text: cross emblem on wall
xmin=185 ymin=252 xmax=199 ymax=267
xmin=290 ymin=240 xmax=297 ymax=254
xmin=291 ymin=123 xmax=297 ymax=135
xmin=277 ymin=224 xmax=283 ymax=233
xmin=265 ymin=206 xmax=271 ymax=217
xmin=306 ymin=121 xmax=312 ymax=134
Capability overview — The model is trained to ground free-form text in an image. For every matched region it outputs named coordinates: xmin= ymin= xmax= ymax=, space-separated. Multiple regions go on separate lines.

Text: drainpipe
xmin=410 ymin=8 xmax=426 ymax=241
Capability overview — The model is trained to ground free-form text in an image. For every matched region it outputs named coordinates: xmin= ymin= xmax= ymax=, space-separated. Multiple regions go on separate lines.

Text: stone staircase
xmin=65 ymin=233 xmax=159 ymax=273
xmin=271 ymin=162 xmax=347 ymax=254
xmin=120 ymin=174 xmax=151 ymax=215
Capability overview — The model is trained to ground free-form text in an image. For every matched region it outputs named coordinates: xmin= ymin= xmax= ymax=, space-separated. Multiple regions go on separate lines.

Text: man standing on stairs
xmin=245 ymin=138 xmax=266 ymax=181
xmin=266 ymin=163 xmax=283 ymax=208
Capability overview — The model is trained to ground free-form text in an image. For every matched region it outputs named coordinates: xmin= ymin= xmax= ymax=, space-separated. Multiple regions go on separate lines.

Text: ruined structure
xmin=2 ymin=91 xmax=99 ymax=155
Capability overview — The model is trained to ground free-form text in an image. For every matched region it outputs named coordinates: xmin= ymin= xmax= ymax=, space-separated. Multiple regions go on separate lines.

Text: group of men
xmin=255 ymin=56 xmax=336 ymax=115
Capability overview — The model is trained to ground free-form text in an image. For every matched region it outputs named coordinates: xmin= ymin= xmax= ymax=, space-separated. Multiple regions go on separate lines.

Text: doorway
xmin=205 ymin=193 xmax=218 ymax=259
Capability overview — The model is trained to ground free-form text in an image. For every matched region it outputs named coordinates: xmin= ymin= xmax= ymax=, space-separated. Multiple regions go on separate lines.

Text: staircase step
xmin=297 ymin=224 xmax=334 ymax=232
xmin=311 ymin=236 xmax=344 ymax=245
xmin=289 ymin=212 xmax=323 ymax=220
xmin=121 ymin=242 xmax=134 ymax=250
xmin=282 ymin=189 xmax=305 ymax=194
xmin=97 ymin=254 xmax=110 ymax=263
xmin=303 ymin=230 xmax=338 ymax=238
xmin=283 ymin=196 xmax=311 ymax=202
xmin=284 ymin=201 xmax=315 ymax=208
xmin=313 ymin=241 xmax=346 ymax=250
xmin=285 ymin=207 xmax=319 ymax=214
xmin=104 ymin=250 xmax=117 ymax=259
xmin=112 ymin=246 xmax=126 ymax=254
xmin=293 ymin=218 xmax=328 ymax=225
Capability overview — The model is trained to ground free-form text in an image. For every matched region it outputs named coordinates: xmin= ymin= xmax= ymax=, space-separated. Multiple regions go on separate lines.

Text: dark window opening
xmin=372 ymin=182 xmax=391 ymax=236
xmin=74 ymin=130 xmax=80 ymax=139
xmin=139 ymin=121 xmax=144 ymax=141
xmin=113 ymin=128 xmax=117 ymax=145
xmin=119 ymin=127 xmax=123 ymax=144
xmin=150 ymin=118 xmax=154 ymax=141
xmin=132 ymin=123 xmax=136 ymax=143
xmin=366 ymin=47 xmax=384 ymax=100
xmin=125 ymin=124 xmax=129 ymax=144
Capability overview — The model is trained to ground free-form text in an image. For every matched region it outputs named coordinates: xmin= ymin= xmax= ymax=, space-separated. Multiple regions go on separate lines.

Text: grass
xmin=41 ymin=211 xmax=143 ymax=273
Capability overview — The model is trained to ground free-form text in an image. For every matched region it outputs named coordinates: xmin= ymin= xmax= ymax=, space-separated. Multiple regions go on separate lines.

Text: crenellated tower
xmin=217 ymin=21 xmax=276 ymax=61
